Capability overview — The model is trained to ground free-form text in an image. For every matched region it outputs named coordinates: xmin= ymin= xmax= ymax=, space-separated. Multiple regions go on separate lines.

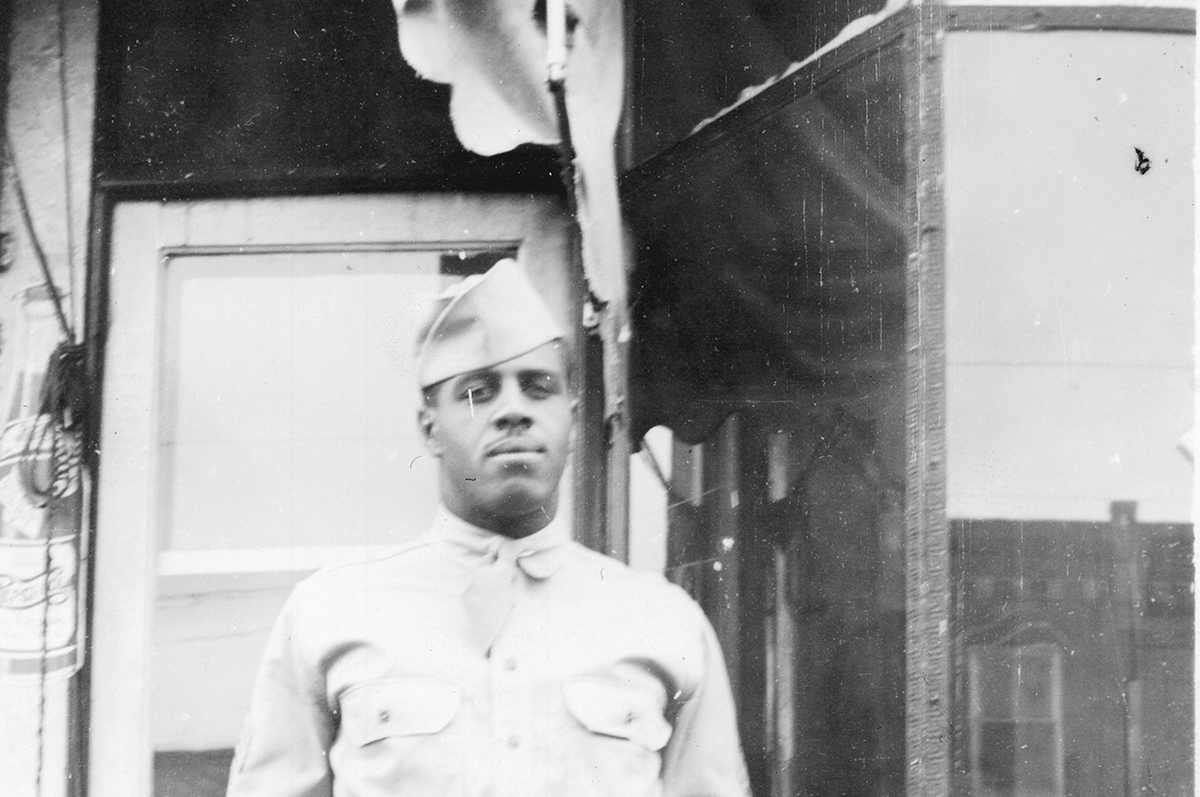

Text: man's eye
xmin=461 ymin=383 xmax=495 ymax=402
xmin=523 ymin=377 xmax=560 ymax=398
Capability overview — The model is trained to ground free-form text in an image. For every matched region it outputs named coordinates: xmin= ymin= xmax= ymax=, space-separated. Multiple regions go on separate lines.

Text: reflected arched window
xmin=968 ymin=638 xmax=1065 ymax=797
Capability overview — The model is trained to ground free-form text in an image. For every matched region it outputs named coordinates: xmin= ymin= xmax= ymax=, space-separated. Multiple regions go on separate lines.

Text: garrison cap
xmin=415 ymin=259 xmax=565 ymax=389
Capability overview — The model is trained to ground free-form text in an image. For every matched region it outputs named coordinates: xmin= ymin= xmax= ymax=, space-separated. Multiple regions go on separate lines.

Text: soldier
xmin=227 ymin=259 xmax=749 ymax=796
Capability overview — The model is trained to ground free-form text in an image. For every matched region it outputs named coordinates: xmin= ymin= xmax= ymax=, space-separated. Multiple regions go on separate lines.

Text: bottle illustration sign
xmin=0 ymin=285 xmax=83 ymax=681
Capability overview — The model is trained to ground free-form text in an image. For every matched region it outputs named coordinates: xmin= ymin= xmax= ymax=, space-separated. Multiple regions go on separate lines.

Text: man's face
xmin=418 ymin=341 xmax=574 ymax=537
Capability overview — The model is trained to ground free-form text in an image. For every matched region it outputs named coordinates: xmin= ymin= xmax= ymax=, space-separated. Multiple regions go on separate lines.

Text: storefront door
xmin=89 ymin=194 xmax=570 ymax=796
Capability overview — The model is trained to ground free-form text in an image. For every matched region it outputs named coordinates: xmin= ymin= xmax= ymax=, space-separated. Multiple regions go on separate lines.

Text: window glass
xmin=91 ymin=195 xmax=571 ymax=797
xmin=976 ymin=649 xmax=1013 ymax=719
xmin=645 ymin=37 xmax=909 ymax=797
xmin=153 ymin=246 xmax=511 ymax=785
xmin=159 ymin=250 xmax=469 ymax=553
xmin=971 ymin=645 xmax=1063 ymax=797
xmin=944 ymin=30 xmax=1194 ymax=797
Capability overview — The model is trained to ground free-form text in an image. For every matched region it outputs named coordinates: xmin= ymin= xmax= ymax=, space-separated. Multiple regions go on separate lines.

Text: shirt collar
xmin=431 ymin=507 xmax=571 ymax=580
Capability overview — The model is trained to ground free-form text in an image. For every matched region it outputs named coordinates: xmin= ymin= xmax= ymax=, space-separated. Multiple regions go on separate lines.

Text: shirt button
xmin=379 ymin=710 xmax=391 ymax=724
xmin=507 ymin=735 xmax=521 ymax=749
xmin=504 ymin=658 xmax=518 ymax=671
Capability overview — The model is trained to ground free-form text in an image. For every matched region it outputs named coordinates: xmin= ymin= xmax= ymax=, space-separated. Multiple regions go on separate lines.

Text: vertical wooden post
xmin=765 ymin=430 xmax=795 ymax=797
xmin=572 ymin=254 xmax=607 ymax=553
xmin=1111 ymin=500 xmax=1143 ymax=797
xmin=904 ymin=6 xmax=951 ymax=797
xmin=604 ymin=323 xmax=631 ymax=561
xmin=737 ymin=419 xmax=771 ymax=796
xmin=571 ymin=291 xmax=632 ymax=561
xmin=703 ymin=416 xmax=742 ymax=683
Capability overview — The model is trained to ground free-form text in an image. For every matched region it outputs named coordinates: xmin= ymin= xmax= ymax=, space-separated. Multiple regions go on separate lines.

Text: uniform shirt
xmin=227 ymin=510 xmax=750 ymax=797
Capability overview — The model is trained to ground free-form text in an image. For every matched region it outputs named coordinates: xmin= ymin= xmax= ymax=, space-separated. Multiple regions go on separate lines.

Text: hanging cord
xmin=1 ymin=7 xmax=83 ymax=793
xmin=55 ymin=0 xmax=79 ymax=316
xmin=7 ymin=132 xmax=76 ymax=797
xmin=6 ymin=134 xmax=75 ymax=343
xmin=22 ymin=341 xmax=85 ymax=797
xmin=36 ymin=494 xmax=53 ymax=797
xmin=638 ymin=439 xmax=671 ymax=494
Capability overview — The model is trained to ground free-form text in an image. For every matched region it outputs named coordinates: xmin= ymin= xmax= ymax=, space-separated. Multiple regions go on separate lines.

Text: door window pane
xmin=152 ymin=246 xmax=510 ymax=786
xmin=159 ymin=250 xmax=486 ymax=553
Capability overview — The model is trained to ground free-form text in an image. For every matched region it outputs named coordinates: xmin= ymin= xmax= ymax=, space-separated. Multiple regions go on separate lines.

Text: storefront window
xmin=943 ymin=28 xmax=1194 ymax=797
xmin=626 ymin=32 xmax=910 ymax=796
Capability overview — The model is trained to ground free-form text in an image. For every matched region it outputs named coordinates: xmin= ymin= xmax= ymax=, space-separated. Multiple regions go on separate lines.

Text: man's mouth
xmin=486 ymin=440 xmax=546 ymax=458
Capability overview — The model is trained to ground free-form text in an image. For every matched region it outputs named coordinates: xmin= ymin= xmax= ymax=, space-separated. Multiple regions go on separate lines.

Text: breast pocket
xmin=334 ymin=678 xmax=464 ymax=793
xmin=563 ymin=676 xmax=672 ymax=752
xmin=339 ymin=677 xmax=460 ymax=746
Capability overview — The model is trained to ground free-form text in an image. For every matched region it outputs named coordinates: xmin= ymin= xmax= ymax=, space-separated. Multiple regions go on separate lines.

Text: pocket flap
xmin=563 ymin=676 xmax=672 ymax=751
xmin=340 ymin=678 xmax=460 ymax=746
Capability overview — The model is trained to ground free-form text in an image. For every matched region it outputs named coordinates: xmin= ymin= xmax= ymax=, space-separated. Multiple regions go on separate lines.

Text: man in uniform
xmin=227 ymin=259 xmax=750 ymax=796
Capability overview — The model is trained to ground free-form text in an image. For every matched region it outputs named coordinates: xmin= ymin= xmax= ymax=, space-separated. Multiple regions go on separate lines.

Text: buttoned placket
xmin=439 ymin=512 xmax=571 ymax=796
xmin=488 ymin=547 xmax=542 ymax=797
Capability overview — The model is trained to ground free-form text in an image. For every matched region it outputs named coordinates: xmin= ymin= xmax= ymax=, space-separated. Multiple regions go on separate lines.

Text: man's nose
xmin=491 ymin=383 xmax=533 ymax=429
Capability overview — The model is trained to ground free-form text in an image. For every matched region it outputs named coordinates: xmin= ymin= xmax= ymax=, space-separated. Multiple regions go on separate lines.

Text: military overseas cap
xmin=415 ymin=258 xmax=565 ymax=389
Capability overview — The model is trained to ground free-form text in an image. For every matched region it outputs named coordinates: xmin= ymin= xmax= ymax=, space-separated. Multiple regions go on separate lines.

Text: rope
xmin=638 ymin=442 xmax=672 ymax=494
xmin=36 ymin=514 xmax=52 ymax=797
xmin=5 ymin=132 xmax=75 ymax=343
xmin=4 ymin=8 xmax=84 ymax=794
xmin=55 ymin=0 xmax=78 ymax=324
xmin=19 ymin=342 xmax=84 ymax=797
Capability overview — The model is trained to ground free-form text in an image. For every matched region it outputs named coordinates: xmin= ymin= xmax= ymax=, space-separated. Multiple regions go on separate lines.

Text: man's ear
xmin=417 ymin=406 xmax=442 ymax=457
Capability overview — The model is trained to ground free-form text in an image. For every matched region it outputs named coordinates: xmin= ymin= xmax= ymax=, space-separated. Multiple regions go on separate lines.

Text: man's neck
xmin=446 ymin=502 xmax=558 ymax=540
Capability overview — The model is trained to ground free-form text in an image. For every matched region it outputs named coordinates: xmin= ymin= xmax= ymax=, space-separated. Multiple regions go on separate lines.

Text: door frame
xmin=84 ymin=193 xmax=572 ymax=796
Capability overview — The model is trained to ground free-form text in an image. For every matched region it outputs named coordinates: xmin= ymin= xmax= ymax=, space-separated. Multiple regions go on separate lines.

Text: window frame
xmin=967 ymin=642 xmax=1065 ymax=797
xmin=87 ymin=193 xmax=571 ymax=797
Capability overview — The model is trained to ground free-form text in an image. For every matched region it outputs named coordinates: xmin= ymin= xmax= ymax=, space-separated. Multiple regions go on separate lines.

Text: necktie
xmin=463 ymin=545 xmax=519 ymax=656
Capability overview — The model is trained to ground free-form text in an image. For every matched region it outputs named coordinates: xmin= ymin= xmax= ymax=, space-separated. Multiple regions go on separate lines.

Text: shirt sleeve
xmin=659 ymin=600 xmax=752 ymax=797
xmin=226 ymin=589 xmax=336 ymax=797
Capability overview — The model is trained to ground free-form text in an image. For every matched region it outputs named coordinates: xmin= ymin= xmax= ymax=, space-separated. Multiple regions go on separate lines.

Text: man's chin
xmin=483 ymin=459 xmax=553 ymax=489
xmin=484 ymin=481 xmax=558 ymax=518
xmin=494 ymin=489 xmax=552 ymax=515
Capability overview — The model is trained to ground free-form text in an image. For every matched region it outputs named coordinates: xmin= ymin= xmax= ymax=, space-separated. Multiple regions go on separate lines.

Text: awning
xmin=622 ymin=26 xmax=910 ymax=444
